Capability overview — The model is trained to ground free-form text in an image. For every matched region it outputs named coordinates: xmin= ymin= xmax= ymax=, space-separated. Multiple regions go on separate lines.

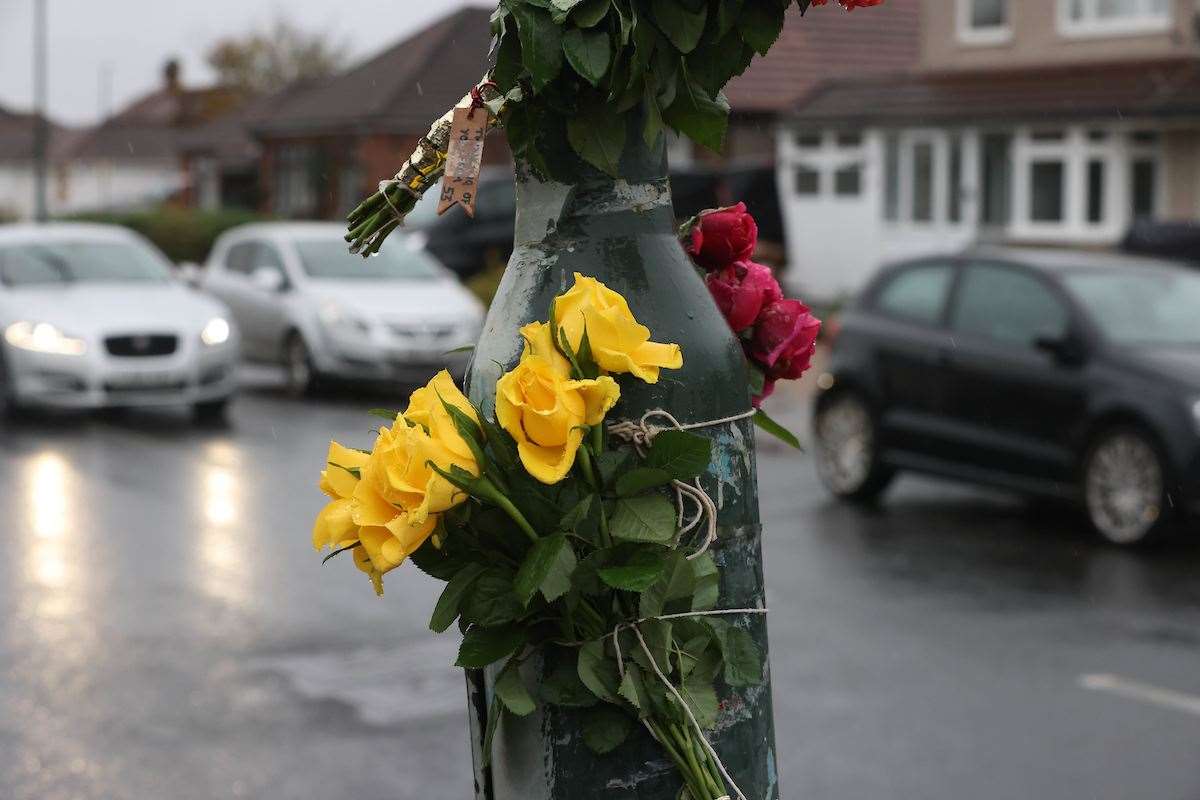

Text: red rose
xmin=751 ymin=299 xmax=821 ymax=381
xmin=685 ymin=202 xmax=758 ymax=271
xmin=706 ymin=260 xmax=783 ymax=333
xmin=811 ymin=0 xmax=884 ymax=9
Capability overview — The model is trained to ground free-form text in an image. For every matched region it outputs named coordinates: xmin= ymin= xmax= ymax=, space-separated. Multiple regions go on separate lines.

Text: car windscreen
xmin=1065 ymin=269 xmax=1200 ymax=346
xmin=295 ymin=239 xmax=442 ymax=280
xmin=0 ymin=240 xmax=173 ymax=286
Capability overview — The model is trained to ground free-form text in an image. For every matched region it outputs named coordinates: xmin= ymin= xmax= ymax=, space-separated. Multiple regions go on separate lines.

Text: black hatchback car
xmin=813 ymin=247 xmax=1200 ymax=545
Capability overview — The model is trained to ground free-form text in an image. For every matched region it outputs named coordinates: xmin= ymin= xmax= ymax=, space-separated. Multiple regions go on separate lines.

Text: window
xmin=1131 ymin=159 xmax=1157 ymax=218
xmin=273 ymin=144 xmax=318 ymax=218
xmin=795 ymin=132 xmax=822 ymax=148
xmin=884 ymin=133 xmax=900 ymax=221
xmin=952 ymin=263 xmax=1069 ymax=347
xmin=225 ymin=242 xmax=257 ymax=275
xmin=980 ymin=133 xmax=1012 ymax=226
xmin=1086 ymin=160 xmax=1105 ymax=224
xmin=834 ymin=164 xmax=862 ymax=196
xmin=958 ymin=0 xmax=1011 ymax=43
xmin=1059 ymin=0 xmax=1171 ymax=36
xmin=875 ymin=263 xmax=955 ymax=325
xmin=795 ymin=166 xmax=820 ymax=195
xmin=948 ymin=135 xmax=963 ymax=223
xmin=836 ymin=132 xmax=863 ymax=148
xmin=912 ymin=142 xmax=934 ymax=222
xmin=1030 ymin=161 xmax=1065 ymax=223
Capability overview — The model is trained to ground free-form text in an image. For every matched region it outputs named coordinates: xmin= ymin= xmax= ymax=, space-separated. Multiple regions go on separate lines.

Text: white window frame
xmin=956 ymin=0 xmax=1013 ymax=45
xmin=779 ymin=130 xmax=867 ymax=203
xmin=884 ymin=128 xmax=976 ymax=230
xmin=1010 ymin=124 xmax=1162 ymax=243
xmin=1056 ymin=0 xmax=1172 ymax=39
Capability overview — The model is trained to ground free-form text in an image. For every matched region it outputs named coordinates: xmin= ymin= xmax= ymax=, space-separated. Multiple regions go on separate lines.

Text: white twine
xmin=607 ymin=408 xmax=755 ymax=559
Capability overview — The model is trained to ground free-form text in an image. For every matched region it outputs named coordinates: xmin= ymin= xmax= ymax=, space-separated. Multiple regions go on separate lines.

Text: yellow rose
xmin=496 ymin=322 xmax=620 ymax=484
xmin=353 ymin=415 xmax=478 ymax=528
xmin=354 ymin=515 xmax=438 ymax=596
xmin=312 ymin=441 xmax=369 ymax=552
xmin=403 ymin=369 xmax=480 ymax=463
xmin=554 ymin=272 xmax=683 ymax=383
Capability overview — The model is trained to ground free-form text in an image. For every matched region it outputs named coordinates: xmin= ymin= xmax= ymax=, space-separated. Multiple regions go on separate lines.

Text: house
xmin=781 ymin=0 xmax=1200 ymax=301
xmin=60 ymin=61 xmax=244 ymax=214
xmin=251 ymin=7 xmax=510 ymax=220
xmin=0 ymin=105 xmax=82 ymax=220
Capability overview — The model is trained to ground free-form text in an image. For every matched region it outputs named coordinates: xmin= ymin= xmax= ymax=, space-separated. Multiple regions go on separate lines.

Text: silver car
xmin=0 ymin=223 xmax=240 ymax=422
xmin=203 ymin=223 xmax=483 ymax=393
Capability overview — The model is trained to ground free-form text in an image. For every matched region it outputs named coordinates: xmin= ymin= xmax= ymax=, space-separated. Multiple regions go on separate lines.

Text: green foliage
xmin=610 ymin=495 xmax=676 ymax=543
xmin=582 ymin=705 xmax=634 ymax=754
xmin=496 ymin=658 xmax=538 ymax=715
xmin=492 ymin=0 xmax=808 ymax=173
xmin=514 ymin=533 xmax=577 ymax=604
xmin=455 ymin=624 xmax=525 ymax=668
xmin=61 ymin=206 xmax=268 ymax=264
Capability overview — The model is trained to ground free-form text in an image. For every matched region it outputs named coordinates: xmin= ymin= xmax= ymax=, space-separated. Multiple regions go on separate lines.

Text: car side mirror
xmin=250 ymin=266 xmax=285 ymax=293
xmin=1034 ymin=332 xmax=1086 ymax=366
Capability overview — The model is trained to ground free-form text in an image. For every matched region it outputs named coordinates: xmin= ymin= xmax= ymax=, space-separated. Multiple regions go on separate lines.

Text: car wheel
xmin=193 ymin=398 xmax=231 ymax=425
xmin=1083 ymin=426 xmax=1171 ymax=546
xmin=283 ymin=334 xmax=314 ymax=397
xmin=813 ymin=391 xmax=895 ymax=503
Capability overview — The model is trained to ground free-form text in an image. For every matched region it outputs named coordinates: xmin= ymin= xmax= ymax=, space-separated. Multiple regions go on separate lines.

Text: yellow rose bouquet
xmin=311 ymin=274 xmax=762 ymax=800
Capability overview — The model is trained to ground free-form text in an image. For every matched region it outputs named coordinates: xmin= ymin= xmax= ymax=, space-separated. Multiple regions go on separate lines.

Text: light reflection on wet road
xmin=0 ymin=381 xmax=1197 ymax=800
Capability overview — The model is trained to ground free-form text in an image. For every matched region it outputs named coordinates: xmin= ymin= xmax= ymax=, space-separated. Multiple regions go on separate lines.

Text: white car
xmin=203 ymin=222 xmax=484 ymax=393
xmin=0 ymin=223 xmax=239 ymax=421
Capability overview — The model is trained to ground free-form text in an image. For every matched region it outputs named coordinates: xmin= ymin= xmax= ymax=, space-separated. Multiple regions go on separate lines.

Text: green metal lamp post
xmin=465 ymin=120 xmax=778 ymax=799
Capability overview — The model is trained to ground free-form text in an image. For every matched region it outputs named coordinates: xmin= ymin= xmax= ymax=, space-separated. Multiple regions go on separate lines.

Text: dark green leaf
xmin=663 ymin=82 xmax=730 ymax=153
xmin=610 ymin=495 xmax=675 ymax=543
xmin=639 ymin=550 xmax=696 ymax=617
xmin=464 ymin=570 xmax=525 ymax=626
xmin=691 ymin=552 xmax=719 ymax=611
xmin=631 ymin=618 xmax=673 ymax=673
xmin=551 ymin=0 xmax=583 ymax=22
xmin=649 ymin=0 xmax=708 ymax=54
xmin=617 ymin=662 xmax=649 ymax=714
xmin=563 ymin=27 xmax=612 ymax=86
xmin=438 ymin=394 xmax=487 ymax=468
xmin=572 ymin=0 xmax=611 ymax=26
xmin=514 ymin=533 xmax=577 ymax=604
xmin=559 ymin=494 xmax=595 ymax=532
xmin=675 ymin=634 xmax=712 ymax=680
xmin=737 ymin=0 xmax=786 ymax=55
xmin=566 ymin=106 xmax=627 ymax=177
xmin=598 ymin=549 xmax=666 ymax=591
xmin=680 ymin=675 xmax=719 ymax=728
xmin=495 ymin=659 xmax=537 ymax=716
xmin=596 ymin=449 xmax=634 ymax=487
xmin=367 ymin=408 xmax=401 ymax=422
xmin=646 ymin=429 xmax=712 ymax=480
xmin=541 ymin=658 xmax=599 ymax=706
xmin=614 ymin=467 xmax=673 ymax=496
xmin=582 ymin=705 xmax=634 ymax=754
xmin=753 ymin=408 xmax=802 ymax=450
xmin=747 ymin=363 xmax=766 ymax=396
xmin=577 ymin=640 xmax=622 ymax=703
xmin=704 ymin=618 xmax=763 ymax=687
xmin=481 ymin=417 xmax=521 ymax=475
xmin=796 ymin=0 xmax=812 ymax=14
xmin=509 ymin=1 xmax=564 ymax=90
xmin=429 ymin=563 xmax=487 ymax=633
xmin=455 ymin=624 xmax=525 ymax=668
xmin=480 ymin=692 xmax=503 ymax=768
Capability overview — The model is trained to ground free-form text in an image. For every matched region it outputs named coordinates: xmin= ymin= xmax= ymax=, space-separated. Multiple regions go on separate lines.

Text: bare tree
xmin=206 ymin=19 xmax=348 ymax=94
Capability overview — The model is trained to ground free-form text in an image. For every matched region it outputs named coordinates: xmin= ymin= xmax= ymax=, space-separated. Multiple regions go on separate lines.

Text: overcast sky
xmin=0 ymin=0 xmax=488 ymax=126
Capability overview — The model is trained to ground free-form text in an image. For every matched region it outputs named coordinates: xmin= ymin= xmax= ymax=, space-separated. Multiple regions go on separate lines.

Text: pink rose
xmin=751 ymin=299 xmax=822 ymax=381
xmin=706 ymin=261 xmax=783 ymax=333
xmin=811 ymin=0 xmax=884 ymax=10
xmin=685 ymin=202 xmax=758 ymax=271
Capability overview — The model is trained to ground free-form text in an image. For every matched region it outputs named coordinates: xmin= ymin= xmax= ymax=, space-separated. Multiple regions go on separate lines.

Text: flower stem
xmin=483 ymin=481 xmax=539 ymax=544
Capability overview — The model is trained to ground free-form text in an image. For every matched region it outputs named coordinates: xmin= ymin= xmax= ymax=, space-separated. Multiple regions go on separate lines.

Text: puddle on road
xmin=249 ymin=637 xmax=464 ymax=727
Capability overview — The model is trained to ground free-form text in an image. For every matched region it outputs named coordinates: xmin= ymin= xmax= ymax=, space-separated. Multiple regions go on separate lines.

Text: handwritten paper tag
xmin=437 ymin=105 xmax=487 ymax=218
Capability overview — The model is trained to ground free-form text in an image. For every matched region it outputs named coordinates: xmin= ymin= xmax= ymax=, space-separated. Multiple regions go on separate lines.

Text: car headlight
xmin=4 ymin=321 xmax=86 ymax=355
xmin=200 ymin=317 xmax=231 ymax=347
xmin=319 ymin=302 xmax=371 ymax=335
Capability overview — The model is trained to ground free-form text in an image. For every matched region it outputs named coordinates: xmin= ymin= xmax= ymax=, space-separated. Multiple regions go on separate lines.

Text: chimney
xmin=163 ymin=58 xmax=181 ymax=92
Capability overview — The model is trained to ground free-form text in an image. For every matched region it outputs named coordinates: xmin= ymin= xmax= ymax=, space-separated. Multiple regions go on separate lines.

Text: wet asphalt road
xmin=0 ymin=377 xmax=1198 ymax=800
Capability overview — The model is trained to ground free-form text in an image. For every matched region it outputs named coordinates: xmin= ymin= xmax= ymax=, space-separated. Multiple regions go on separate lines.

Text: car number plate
xmin=109 ymin=371 xmax=180 ymax=389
